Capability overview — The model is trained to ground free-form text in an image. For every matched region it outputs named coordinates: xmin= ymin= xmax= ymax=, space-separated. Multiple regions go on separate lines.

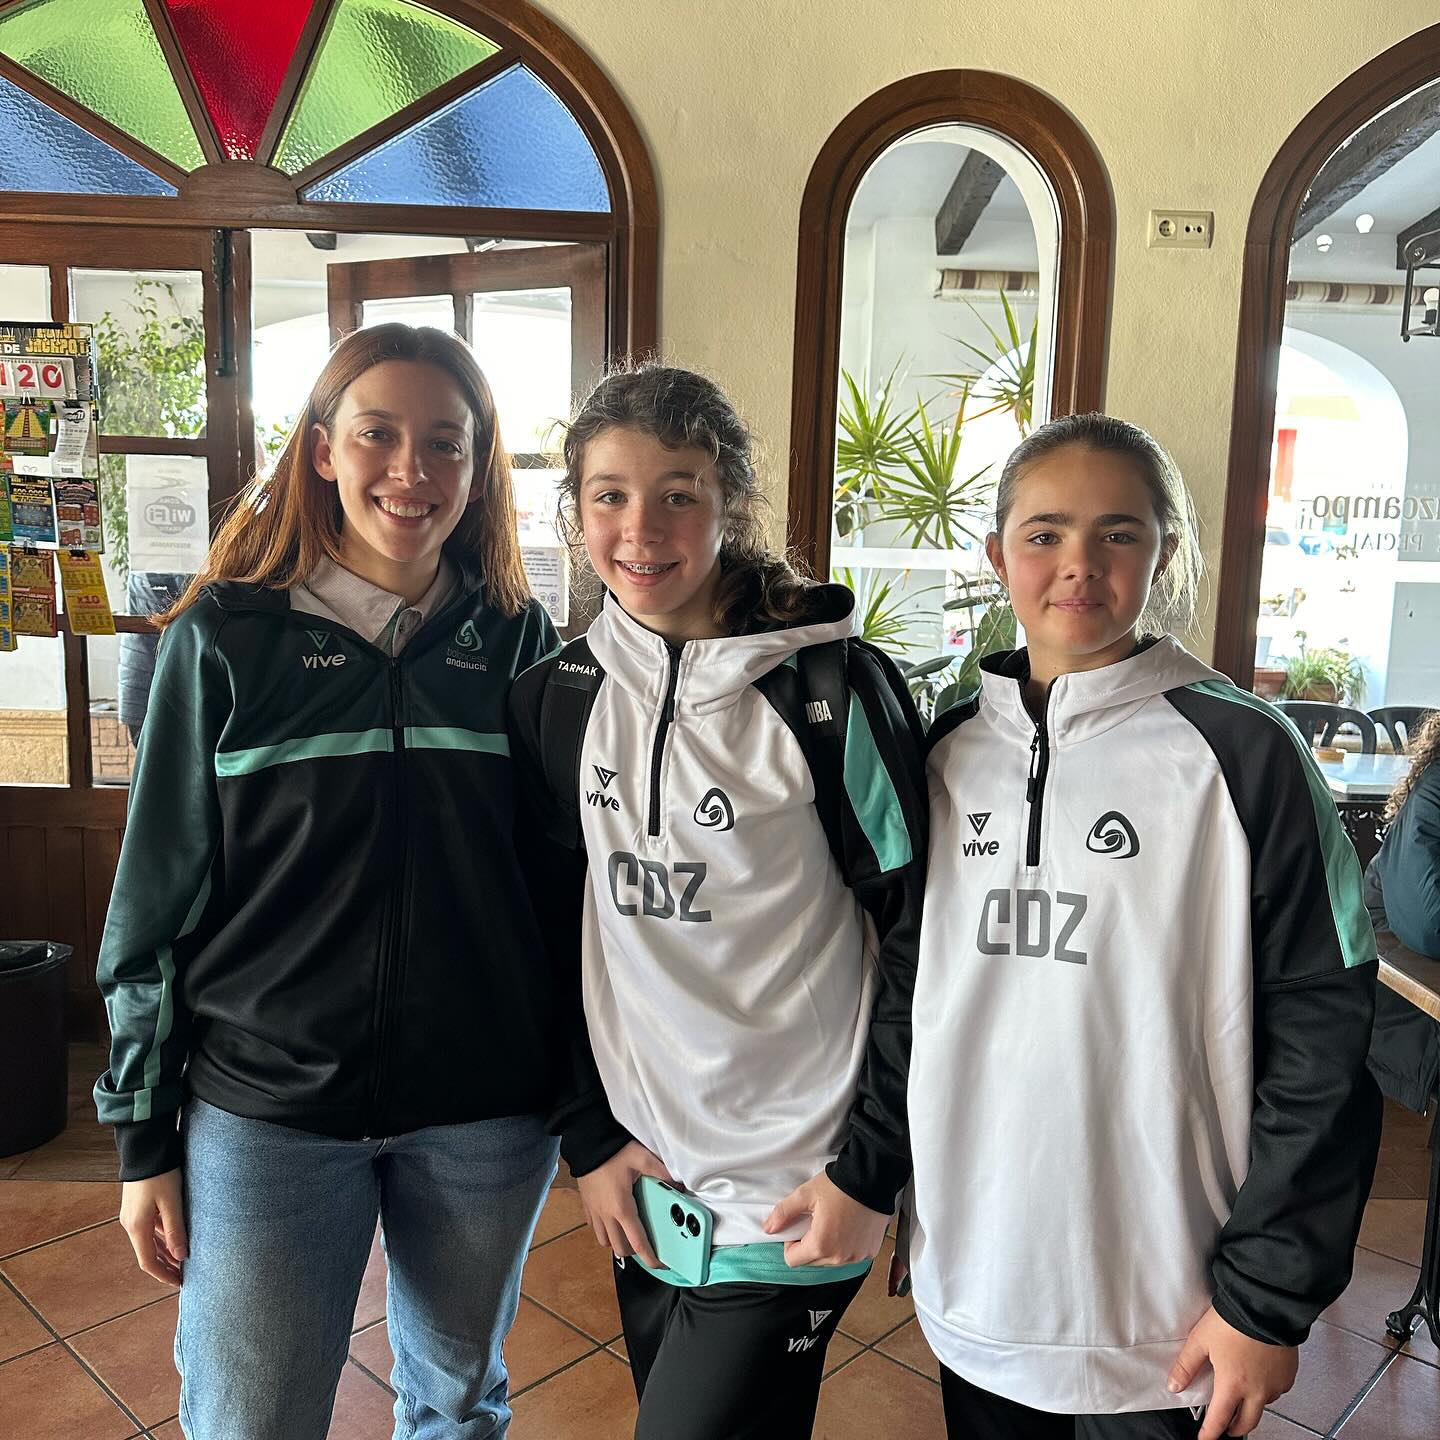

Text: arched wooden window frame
xmin=1213 ymin=23 xmax=1440 ymax=686
xmin=787 ymin=70 xmax=1114 ymax=576
xmin=0 ymin=0 xmax=658 ymax=356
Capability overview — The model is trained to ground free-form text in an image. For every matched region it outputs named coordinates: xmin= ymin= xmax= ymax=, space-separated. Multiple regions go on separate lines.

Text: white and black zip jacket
xmin=909 ymin=638 xmax=1380 ymax=1414
xmin=509 ymin=588 xmax=926 ymax=1246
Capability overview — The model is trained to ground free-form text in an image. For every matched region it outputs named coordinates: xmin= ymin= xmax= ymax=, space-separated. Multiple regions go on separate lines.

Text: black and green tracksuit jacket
xmin=93 ymin=567 xmax=560 ymax=1179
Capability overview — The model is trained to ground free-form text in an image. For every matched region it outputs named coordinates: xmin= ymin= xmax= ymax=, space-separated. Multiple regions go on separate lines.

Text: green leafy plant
xmin=871 ymin=386 xmax=994 ymax=550
xmin=836 ymin=567 xmax=938 ymax=656
xmin=832 ymin=292 xmax=1037 ymax=719
xmin=931 ymin=290 xmax=1038 ymax=435
xmin=1281 ymin=642 xmax=1366 ymax=705
xmin=92 ymin=278 xmax=207 ymax=577
xmin=833 ymin=366 xmax=914 ymax=538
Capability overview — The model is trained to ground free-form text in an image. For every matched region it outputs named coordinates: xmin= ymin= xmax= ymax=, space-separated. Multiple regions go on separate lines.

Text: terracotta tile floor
xmin=0 ymin=1049 xmax=1435 ymax=1438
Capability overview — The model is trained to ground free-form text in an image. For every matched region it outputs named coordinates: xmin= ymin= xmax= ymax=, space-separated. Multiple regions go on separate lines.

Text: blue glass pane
xmin=0 ymin=74 xmax=176 ymax=195
xmin=301 ymin=65 xmax=609 ymax=212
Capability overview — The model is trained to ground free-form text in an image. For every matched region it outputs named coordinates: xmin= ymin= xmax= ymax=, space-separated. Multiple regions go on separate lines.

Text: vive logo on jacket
xmin=446 ymin=617 xmax=488 ymax=672
xmin=962 ymin=811 xmax=998 ymax=856
xmin=302 ymin=630 xmax=346 ymax=669
xmin=693 ymin=787 xmax=735 ymax=832
xmin=587 ymin=764 xmax=620 ymax=810
xmin=1085 ymin=810 xmax=1140 ymax=858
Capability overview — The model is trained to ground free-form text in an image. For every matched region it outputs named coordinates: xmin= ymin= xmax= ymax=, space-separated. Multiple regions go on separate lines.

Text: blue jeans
xmin=176 ymin=1098 xmax=558 ymax=1440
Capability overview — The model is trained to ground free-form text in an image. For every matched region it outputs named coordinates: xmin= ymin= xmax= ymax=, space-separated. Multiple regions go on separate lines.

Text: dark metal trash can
xmin=0 ymin=942 xmax=71 ymax=1156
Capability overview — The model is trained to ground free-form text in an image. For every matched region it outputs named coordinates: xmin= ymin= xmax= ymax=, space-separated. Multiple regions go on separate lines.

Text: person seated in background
xmin=1366 ymin=708 xmax=1440 ymax=1114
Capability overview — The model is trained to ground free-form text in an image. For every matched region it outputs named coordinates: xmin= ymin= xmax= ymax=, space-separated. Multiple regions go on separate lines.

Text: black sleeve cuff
xmin=1210 ymin=1280 xmax=1310 ymax=1349
xmin=114 ymin=1117 xmax=182 ymax=1181
xmin=550 ymin=1091 xmax=632 ymax=1177
xmin=826 ymin=1149 xmax=905 ymax=1217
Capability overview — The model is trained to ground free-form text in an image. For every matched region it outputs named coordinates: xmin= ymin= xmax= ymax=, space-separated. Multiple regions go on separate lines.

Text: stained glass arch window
xmin=0 ymin=0 xmax=613 ymax=214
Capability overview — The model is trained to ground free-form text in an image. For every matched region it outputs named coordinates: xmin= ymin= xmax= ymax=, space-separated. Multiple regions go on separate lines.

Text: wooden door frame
xmin=324 ymin=241 xmax=608 ymax=415
xmin=1212 ymin=24 xmax=1440 ymax=685
xmin=787 ymin=70 xmax=1114 ymax=578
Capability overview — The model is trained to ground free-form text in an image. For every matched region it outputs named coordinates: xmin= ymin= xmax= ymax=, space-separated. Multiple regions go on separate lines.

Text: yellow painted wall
xmin=536 ymin=0 xmax=1437 ymax=655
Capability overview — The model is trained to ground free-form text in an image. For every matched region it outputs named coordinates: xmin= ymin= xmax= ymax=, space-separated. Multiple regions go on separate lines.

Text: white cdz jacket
xmin=510 ymin=589 xmax=927 ymax=1247
xmin=909 ymin=638 xmax=1380 ymax=1414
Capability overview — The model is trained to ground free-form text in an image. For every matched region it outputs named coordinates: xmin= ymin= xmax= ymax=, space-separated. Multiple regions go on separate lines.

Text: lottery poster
xmin=0 ymin=548 xmax=11 ymax=650
xmin=0 ymin=456 xmax=11 ymax=544
xmin=0 ymin=322 xmax=94 ymax=402
xmin=4 ymin=397 xmax=52 ymax=454
xmin=9 ymin=474 xmax=56 ymax=545
xmin=54 ymin=474 xmax=102 ymax=550
xmin=57 ymin=549 xmax=115 ymax=635
xmin=0 ymin=322 xmax=100 ymax=557
xmin=10 ymin=547 xmax=56 ymax=637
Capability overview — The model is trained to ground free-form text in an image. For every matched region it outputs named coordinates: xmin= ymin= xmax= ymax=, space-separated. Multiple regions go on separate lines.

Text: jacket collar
xmin=979 ymin=636 xmax=1224 ymax=745
xmin=585 ymin=586 xmax=857 ymax=715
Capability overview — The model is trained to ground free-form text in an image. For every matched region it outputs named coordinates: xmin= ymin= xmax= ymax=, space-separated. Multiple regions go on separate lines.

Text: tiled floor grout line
xmin=511 ymin=1340 xmax=606 ymax=1398
xmin=0 ymin=1265 xmax=154 ymax=1435
xmin=348 ymin=1352 xmax=397 ymax=1396
xmin=1323 ymin=1340 xmax=1404 ymax=1438
xmin=0 ymin=1211 xmax=120 ymax=1264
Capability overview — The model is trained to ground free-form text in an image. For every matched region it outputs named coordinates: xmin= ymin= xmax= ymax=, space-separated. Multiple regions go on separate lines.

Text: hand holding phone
xmin=633 ymin=1175 xmax=714 ymax=1285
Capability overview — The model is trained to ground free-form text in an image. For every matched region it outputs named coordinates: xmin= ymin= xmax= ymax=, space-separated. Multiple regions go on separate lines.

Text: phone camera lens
xmin=670 ymin=1204 xmax=685 ymax=1228
xmin=686 ymin=1215 xmax=701 ymax=1237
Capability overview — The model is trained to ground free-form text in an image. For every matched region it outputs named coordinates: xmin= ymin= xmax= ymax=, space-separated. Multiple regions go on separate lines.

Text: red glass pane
xmin=163 ymin=0 xmax=313 ymax=160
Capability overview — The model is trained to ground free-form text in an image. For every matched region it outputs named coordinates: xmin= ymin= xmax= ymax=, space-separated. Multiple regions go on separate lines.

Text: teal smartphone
xmin=633 ymin=1175 xmax=713 ymax=1285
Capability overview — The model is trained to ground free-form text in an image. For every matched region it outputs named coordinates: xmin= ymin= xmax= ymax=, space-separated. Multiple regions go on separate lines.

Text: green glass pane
xmin=0 ymin=0 xmax=203 ymax=170
xmin=275 ymin=0 xmax=498 ymax=174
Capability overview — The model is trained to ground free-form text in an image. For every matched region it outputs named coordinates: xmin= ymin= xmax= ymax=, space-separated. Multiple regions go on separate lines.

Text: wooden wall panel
xmin=0 ymin=819 xmax=123 ymax=1042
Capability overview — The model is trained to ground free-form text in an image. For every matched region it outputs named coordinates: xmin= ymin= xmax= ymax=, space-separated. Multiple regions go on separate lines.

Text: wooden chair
xmin=1370 ymin=705 xmax=1434 ymax=755
xmin=1276 ymin=700 xmax=1377 ymax=753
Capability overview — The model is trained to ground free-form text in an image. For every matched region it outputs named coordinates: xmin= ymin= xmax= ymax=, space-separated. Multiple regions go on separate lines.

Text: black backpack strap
xmin=539 ymin=636 xmax=606 ymax=849
xmin=754 ymin=639 xmax=850 ymax=878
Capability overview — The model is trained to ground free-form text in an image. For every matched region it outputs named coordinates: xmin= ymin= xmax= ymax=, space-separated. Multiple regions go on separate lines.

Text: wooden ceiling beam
xmin=934 ymin=151 xmax=1005 ymax=255
xmin=1294 ymin=85 xmax=1440 ymax=241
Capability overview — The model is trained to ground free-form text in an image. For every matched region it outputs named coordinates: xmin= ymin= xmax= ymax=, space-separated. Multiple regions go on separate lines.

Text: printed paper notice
xmin=126 ymin=455 xmax=210 ymax=571
xmin=521 ymin=544 xmax=569 ymax=626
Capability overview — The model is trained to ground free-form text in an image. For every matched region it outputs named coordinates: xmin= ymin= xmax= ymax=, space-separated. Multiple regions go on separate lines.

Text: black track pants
xmin=613 ymin=1255 xmax=868 ymax=1439
xmin=941 ymin=1367 xmax=1204 ymax=1440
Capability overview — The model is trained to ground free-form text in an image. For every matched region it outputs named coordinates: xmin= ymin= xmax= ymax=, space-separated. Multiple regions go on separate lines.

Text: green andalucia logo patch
xmin=454 ymin=619 xmax=482 ymax=652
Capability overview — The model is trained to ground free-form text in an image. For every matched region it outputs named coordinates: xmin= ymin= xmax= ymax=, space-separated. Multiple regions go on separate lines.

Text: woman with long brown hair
xmin=94 ymin=324 xmax=560 ymax=1439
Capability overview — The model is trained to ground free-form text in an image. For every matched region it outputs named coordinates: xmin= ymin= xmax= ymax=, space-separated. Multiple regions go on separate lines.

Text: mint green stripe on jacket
xmin=215 ymin=729 xmax=394 ymax=776
xmin=125 ymin=858 xmax=212 ymax=1124
xmin=403 ymin=726 xmax=509 ymax=756
xmin=1185 ymin=680 xmax=1374 ymax=969
xmin=637 ymin=1242 xmax=872 ymax=1289
xmin=843 ymin=695 xmax=911 ymax=872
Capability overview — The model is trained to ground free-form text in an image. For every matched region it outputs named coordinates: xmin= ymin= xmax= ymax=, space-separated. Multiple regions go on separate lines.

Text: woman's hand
xmin=763 ymin=1171 xmax=890 ymax=1267
xmin=1168 ymin=1305 xmax=1299 ymax=1438
xmin=576 ymin=1140 xmax=674 ymax=1269
xmin=119 ymin=1170 xmax=187 ymax=1286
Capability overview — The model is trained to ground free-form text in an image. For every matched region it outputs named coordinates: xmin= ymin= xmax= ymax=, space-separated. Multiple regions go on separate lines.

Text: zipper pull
xmin=1026 ymin=730 xmax=1040 ymax=803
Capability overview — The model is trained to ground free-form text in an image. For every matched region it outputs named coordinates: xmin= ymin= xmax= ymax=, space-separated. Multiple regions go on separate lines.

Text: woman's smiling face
xmin=311 ymin=358 xmax=477 ymax=596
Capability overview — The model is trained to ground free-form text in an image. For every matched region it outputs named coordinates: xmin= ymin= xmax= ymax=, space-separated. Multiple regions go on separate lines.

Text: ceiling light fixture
xmin=1316 ymin=233 xmax=1333 ymax=253
xmin=1355 ymin=213 xmax=1375 ymax=234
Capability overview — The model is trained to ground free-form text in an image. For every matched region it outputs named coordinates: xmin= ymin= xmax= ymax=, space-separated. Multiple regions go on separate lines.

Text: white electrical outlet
xmin=1149 ymin=210 xmax=1213 ymax=249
